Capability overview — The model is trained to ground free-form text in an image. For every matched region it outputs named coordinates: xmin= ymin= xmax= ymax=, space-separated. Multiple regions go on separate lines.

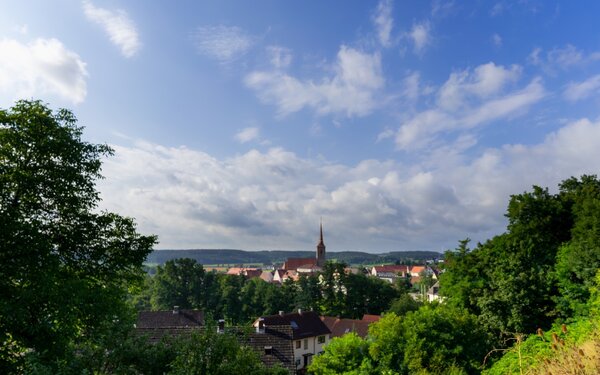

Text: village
xmin=135 ymin=224 xmax=443 ymax=373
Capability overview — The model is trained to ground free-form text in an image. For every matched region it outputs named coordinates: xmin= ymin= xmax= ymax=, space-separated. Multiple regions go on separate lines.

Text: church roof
xmin=283 ymin=257 xmax=317 ymax=271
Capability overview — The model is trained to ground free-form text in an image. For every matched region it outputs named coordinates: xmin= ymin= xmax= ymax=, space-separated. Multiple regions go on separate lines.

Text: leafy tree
xmin=368 ymin=312 xmax=406 ymax=373
xmin=401 ymin=304 xmax=490 ymax=375
xmin=308 ymin=333 xmax=375 ymax=375
xmin=439 ymin=238 xmax=487 ymax=315
xmin=220 ymin=274 xmax=246 ymax=323
xmin=0 ymin=100 xmax=156 ymax=371
xmin=388 ymin=293 xmax=422 ymax=317
xmin=555 ymin=175 xmax=600 ymax=318
xmin=152 ymin=258 xmax=208 ymax=310
xmin=168 ymin=324 xmax=280 ymax=375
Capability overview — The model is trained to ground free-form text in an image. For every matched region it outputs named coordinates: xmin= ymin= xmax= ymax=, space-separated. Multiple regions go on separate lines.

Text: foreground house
xmin=136 ymin=309 xmax=296 ymax=373
xmin=135 ymin=307 xmax=204 ymax=343
xmin=320 ymin=315 xmax=379 ymax=339
xmin=254 ymin=310 xmax=331 ymax=372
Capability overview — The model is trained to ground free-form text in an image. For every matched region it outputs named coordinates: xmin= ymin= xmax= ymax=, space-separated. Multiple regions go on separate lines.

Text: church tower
xmin=316 ymin=220 xmax=326 ymax=267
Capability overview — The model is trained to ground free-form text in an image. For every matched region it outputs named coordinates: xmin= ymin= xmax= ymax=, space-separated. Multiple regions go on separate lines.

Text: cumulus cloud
xmin=564 ymin=75 xmax=600 ymax=101
xmin=0 ymin=38 xmax=87 ymax=104
xmin=409 ymin=22 xmax=431 ymax=53
xmin=83 ymin=1 xmax=141 ymax=58
xmin=191 ymin=25 xmax=254 ymax=63
xmin=235 ymin=127 xmax=260 ymax=143
xmin=98 ymin=117 xmax=600 ymax=251
xmin=373 ymin=0 xmax=394 ymax=47
xmin=245 ymin=45 xmax=384 ymax=117
xmin=396 ymin=62 xmax=543 ymax=150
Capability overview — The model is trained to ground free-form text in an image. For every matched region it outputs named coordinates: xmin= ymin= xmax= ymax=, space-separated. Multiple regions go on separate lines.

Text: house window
xmin=303 ymin=339 xmax=308 ymax=349
xmin=295 ymin=340 xmax=301 ymax=349
xmin=317 ymin=335 xmax=325 ymax=344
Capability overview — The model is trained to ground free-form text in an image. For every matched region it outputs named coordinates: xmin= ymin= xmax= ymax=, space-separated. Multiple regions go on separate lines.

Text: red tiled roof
xmin=361 ymin=314 xmax=381 ymax=323
xmin=320 ymin=316 xmax=372 ymax=339
xmin=373 ymin=265 xmax=410 ymax=274
xmin=283 ymin=257 xmax=316 ymax=271
xmin=245 ymin=269 xmax=262 ymax=278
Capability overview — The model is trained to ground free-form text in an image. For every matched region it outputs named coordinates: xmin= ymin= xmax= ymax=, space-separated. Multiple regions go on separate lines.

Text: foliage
xmin=401 ymin=304 xmax=490 ymax=375
xmin=168 ymin=324 xmax=279 ymax=375
xmin=388 ymin=293 xmax=422 ymax=317
xmin=308 ymin=333 xmax=375 ymax=375
xmin=0 ymin=100 xmax=156 ymax=372
xmin=483 ymin=319 xmax=596 ymax=375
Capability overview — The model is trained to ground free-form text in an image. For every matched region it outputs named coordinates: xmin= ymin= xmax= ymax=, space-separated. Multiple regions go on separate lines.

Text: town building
xmin=135 ymin=307 xmax=204 ymax=343
xmin=281 ymin=222 xmax=326 ymax=273
xmin=320 ymin=314 xmax=380 ymax=339
xmin=254 ymin=310 xmax=331 ymax=372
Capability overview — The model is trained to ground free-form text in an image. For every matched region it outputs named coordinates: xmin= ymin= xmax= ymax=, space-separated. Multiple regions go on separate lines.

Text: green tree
xmin=0 ymin=100 xmax=156 ymax=371
xmin=555 ymin=175 xmax=600 ymax=318
xmin=308 ymin=333 xmax=375 ymax=375
xmin=168 ymin=324 xmax=280 ymax=375
xmin=388 ymin=293 xmax=421 ymax=317
xmin=401 ymin=304 xmax=490 ymax=375
xmin=368 ymin=312 xmax=406 ymax=373
xmin=152 ymin=258 xmax=207 ymax=310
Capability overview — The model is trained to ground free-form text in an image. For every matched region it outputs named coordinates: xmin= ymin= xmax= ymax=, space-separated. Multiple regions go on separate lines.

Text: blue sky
xmin=2 ymin=1 xmax=600 ymax=252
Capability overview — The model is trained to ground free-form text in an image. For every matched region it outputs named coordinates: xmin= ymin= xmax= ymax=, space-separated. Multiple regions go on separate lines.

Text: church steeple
xmin=316 ymin=219 xmax=326 ymax=267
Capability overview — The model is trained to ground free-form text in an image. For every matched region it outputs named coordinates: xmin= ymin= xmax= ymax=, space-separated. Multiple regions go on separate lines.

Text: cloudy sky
xmin=2 ymin=1 xmax=600 ymax=252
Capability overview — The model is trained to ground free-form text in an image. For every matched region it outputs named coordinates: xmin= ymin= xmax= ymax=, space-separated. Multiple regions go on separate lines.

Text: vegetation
xmin=0 ymin=100 xmax=156 ymax=373
xmin=136 ymin=258 xmax=399 ymax=323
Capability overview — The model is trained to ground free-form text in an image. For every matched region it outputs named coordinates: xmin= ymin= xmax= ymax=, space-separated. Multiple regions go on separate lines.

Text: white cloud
xmin=564 ymin=74 xmax=600 ymax=101
xmin=191 ymin=25 xmax=254 ymax=63
xmin=245 ymin=45 xmax=384 ymax=117
xmin=267 ymin=46 xmax=292 ymax=69
xmin=528 ymin=44 xmax=600 ymax=73
xmin=409 ymin=22 xmax=431 ymax=53
xmin=431 ymin=0 xmax=456 ymax=17
xmin=396 ymin=62 xmax=543 ymax=150
xmin=235 ymin=127 xmax=260 ymax=143
xmin=492 ymin=33 xmax=502 ymax=47
xmin=83 ymin=1 xmax=141 ymax=58
xmin=98 ymin=117 xmax=600 ymax=251
xmin=0 ymin=38 xmax=87 ymax=104
xmin=490 ymin=2 xmax=506 ymax=16
xmin=373 ymin=0 xmax=394 ymax=47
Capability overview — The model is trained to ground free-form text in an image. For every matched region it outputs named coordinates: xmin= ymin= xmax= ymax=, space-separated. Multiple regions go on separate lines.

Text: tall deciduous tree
xmin=0 ymin=100 xmax=156 ymax=370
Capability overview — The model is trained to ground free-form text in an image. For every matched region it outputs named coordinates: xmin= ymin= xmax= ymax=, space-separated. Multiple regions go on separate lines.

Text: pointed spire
xmin=319 ymin=217 xmax=324 ymax=245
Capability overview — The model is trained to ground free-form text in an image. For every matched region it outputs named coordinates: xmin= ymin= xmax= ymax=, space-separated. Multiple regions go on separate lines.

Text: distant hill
xmin=146 ymin=249 xmax=443 ymax=266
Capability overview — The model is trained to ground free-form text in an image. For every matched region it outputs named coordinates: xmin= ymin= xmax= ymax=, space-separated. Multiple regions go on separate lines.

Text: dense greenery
xmin=137 ymin=258 xmax=399 ymax=323
xmin=309 ymin=176 xmax=600 ymax=374
xmin=309 ymin=305 xmax=490 ymax=375
xmin=0 ymin=101 xmax=156 ymax=373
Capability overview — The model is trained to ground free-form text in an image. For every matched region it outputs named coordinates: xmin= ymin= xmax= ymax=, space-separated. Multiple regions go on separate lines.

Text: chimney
xmin=172 ymin=306 xmax=179 ymax=314
xmin=257 ymin=318 xmax=265 ymax=334
xmin=217 ymin=319 xmax=225 ymax=333
xmin=279 ymin=310 xmax=284 ymax=316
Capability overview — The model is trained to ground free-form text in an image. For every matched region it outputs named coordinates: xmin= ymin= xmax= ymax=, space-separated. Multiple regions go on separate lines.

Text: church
xmin=281 ymin=222 xmax=326 ymax=273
